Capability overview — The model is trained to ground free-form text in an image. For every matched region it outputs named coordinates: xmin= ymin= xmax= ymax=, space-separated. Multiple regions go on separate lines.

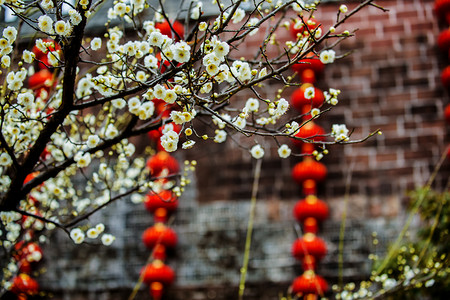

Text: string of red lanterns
xmin=141 ymin=64 xmax=184 ymax=298
xmin=435 ymin=0 xmax=450 ymax=159
xmin=288 ymin=16 xmax=330 ymax=299
xmin=8 ymin=39 xmax=62 ymax=300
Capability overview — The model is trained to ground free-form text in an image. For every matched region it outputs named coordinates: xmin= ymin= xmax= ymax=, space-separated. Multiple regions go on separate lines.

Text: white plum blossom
xmin=278 ymin=144 xmax=291 ymax=158
xmin=250 ymin=144 xmax=264 ymax=159
xmin=22 ymin=50 xmax=35 ymax=63
xmin=304 ymin=86 xmax=315 ymax=99
xmin=172 ymin=41 xmax=191 ymax=63
xmin=3 ymin=26 xmax=17 ymax=41
xmin=47 ymin=51 xmax=60 ymax=67
xmin=0 ymin=153 xmax=12 ymax=166
xmin=160 ymin=129 xmax=179 ymax=152
xmin=245 ymin=98 xmax=260 ymax=112
xmin=104 ymin=123 xmax=119 ymax=139
xmin=331 ymin=124 xmax=350 ymax=142
xmin=311 ymin=108 xmax=320 ymax=118
xmin=75 ymin=152 xmax=92 ymax=168
xmin=87 ymin=228 xmax=100 ymax=239
xmin=214 ymin=130 xmax=227 ymax=143
xmin=320 ymin=49 xmax=336 ymax=64
xmin=86 ymin=135 xmax=100 ymax=148
xmin=69 ymin=9 xmax=82 ymax=25
xmin=101 ymin=234 xmax=116 ymax=246
xmin=247 ymin=18 xmax=260 ymax=36
xmin=182 ymin=140 xmax=196 ymax=149
xmin=148 ymin=31 xmax=164 ymax=48
xmin=70 ymin=228 xmax=85 ymax=244
xmin=54 ymin=20 xmax=71 ymax=36
xmin=38 ymin=15 xmax=54 ymax=34
xmin=274 ymin=98 xmax=289 ymax=117
xmin=91 ymin=38 xmax=102 ymax=50
xmin=232 ymin=8 xmax=245 ymax=24
xmin=191 ymin=1 xmax=203 ymax=20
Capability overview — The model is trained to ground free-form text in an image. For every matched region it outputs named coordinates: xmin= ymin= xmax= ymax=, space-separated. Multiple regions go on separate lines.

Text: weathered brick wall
xmin=38 ymin=0 xmax=450 ymax=299
xmin=188 ymin=0 xmax=449 ymax=211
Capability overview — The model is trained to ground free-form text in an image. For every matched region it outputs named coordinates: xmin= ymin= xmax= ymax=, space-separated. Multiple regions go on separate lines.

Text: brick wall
xmin=39 ymin=0 xmax=450 ymax=299
xmin=187 ymin=0 xmax=449 ymax=212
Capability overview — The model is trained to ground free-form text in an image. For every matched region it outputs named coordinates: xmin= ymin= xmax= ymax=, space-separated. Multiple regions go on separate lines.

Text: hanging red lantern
xmin=293 ymin=195 xmax=329 ymax=223
xmin=10 ymin=273 xmax=39 ymax=297
xmin=142 ymin=260 xmax=175 ymax=286
xmin=441 ymin=66 xmax=450 ymax=87
xmin=144 ymin=190 xmax=178 ymax=214
xmin=290 ymin=18 xmax=319 ymax=39
xmin=155 ymin=20 xmax=184 ymax=40
xmin=438 ymin=29 xmax=450 ymax=52
xmin=445 ymin=103 xmax=450 ymax=124
xmin=291 ymin=122 xmax=326 ymax=150
xmin=292 ymin=233 xmax=327 ymax=261
xmin=291 ymin=271 xmax=328 ymax=296
xmin=291 ymin=56 xmax=324 ymax=77
xmin=291 ymin=159 xmax=327 ymax=185
xmin=146 ymin=151 xmax=180 ymax=177
xmin=290 ymin=84 xmax=324 ymax=113
xmin=434 ymin=0 xmax=450 ymax=24
xmin=28 ymin=69 xmax=53 ymax=91
xmin=142 ymin=223 xmax=178 ymax=250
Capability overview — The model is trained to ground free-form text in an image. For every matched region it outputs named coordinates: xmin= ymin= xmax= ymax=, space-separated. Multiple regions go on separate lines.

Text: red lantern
xmin=28 ymin=69 xmax=53 ymax=91
xmin=293 ymin=195 xmax=329 ymax=223
xmin=291 ymin=159 xmax=327 ymax=185
xmin=146 ymin=151 xmax=180 ymax=177
xmin=434 ymin=0 xmax=450 ymax=23
xmin=291 ymin=56 xmax=324 ymax=77
xmin=10 ymin=273 xmax=39 ymax=296
xmin=292 ymin=233 xmax=327 ymax=261
xmin=445 ymin=103 xmax=450 ymax=124
xmin=144 ymin=190 xmax=178 ymax=214
xmin=142 ymin=260 xmax=175 ymax=286
xmin=291 ymin=271 xmax=328 ymax=296
xmin=441 ymin=66 xmax=450 ymax=87
xmin=290 ymin=18 xmax=319 ymax=39
xmin=291 ymin=122 xmax=326 ymax=150
xmin=438 ymin=29 xmax=450 ymax=52
xmin=142 ymin=223 xmax=178 ymax=250
xmin=155 ymin=20 xmax=184 ymax=40
xmin=303 ymin=217 xmax=319 ymax=234
xmin=290 ymin=84 xmax=324 ymax=113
